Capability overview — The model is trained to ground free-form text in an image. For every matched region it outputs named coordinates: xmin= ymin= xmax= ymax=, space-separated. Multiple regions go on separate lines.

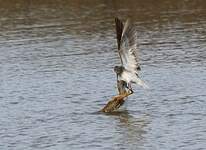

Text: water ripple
xmin=1 ymin=0 xmax=206 ymax=150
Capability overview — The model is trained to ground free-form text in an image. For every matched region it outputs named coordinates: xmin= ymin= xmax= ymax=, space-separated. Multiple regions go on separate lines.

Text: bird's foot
xmin=127 ymin=82 xmax=133 ymax=94
xmin=129 ymin=88 xmax=133 ymax=94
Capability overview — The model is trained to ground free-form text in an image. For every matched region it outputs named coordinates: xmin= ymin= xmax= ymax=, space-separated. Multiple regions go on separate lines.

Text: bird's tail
xmin=135 ymin=77 xmax=149 ymax=89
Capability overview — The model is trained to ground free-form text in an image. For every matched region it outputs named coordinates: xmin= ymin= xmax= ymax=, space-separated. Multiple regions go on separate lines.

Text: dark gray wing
xmin=115 ymin=17 xmax=123 ymax=50
xmin=115 ymin=17 xmax=124 ymax=64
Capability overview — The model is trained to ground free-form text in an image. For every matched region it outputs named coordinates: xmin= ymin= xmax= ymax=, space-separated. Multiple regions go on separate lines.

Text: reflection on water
xmin=107 ymin=111 xmax=149 ymax=149
xmin=0 ymin=0 xmax=206 ymax=149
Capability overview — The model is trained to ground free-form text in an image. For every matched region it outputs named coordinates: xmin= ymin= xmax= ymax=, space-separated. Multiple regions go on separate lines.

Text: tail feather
xmin=135 ymin=78 xmax=149 ymax=89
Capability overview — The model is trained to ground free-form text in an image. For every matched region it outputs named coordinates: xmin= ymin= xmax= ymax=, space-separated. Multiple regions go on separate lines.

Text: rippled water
xmin=0 ymin=0 xmax=206 ymax=149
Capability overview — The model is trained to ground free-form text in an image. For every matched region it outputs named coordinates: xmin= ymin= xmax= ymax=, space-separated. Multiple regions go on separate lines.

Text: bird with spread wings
xmin=114 ymin=17 xmax=148 ymax=93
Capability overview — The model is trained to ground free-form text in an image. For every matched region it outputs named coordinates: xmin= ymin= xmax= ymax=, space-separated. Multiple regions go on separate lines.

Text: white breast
xmin=120 ymin=70 xmax=149 ymax=89
xmin=120 ymin=71 xmax=136 ymax=83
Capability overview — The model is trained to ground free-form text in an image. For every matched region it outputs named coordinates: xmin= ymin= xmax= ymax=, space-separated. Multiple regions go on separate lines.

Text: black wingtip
xmin=115 ymin=17 xmax=120 ymax=22
xmin=115 ymin=17 xmax=124 ymax=50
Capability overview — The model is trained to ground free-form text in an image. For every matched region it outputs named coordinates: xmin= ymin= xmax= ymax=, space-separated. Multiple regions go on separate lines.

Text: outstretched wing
xmin=120 ymin=19 xmax=141 ymax=73
xmin=115 ymin=17 xmax=141 ymax=73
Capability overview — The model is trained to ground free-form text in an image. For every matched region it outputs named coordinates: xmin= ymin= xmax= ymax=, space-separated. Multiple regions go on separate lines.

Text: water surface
xmin=0 ymin=0 xmax=206 ymax=149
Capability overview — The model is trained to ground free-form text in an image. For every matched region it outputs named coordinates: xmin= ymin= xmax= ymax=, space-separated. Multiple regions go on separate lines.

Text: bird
xmin=114 ymin=17 xmax=148 ymax=93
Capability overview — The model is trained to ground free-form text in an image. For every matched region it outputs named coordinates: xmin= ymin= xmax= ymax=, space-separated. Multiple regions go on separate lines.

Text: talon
xmin=127 ymin=82 xmax=133 ymax=94
xmin=129 ymin=89 xmax=133 ymax=94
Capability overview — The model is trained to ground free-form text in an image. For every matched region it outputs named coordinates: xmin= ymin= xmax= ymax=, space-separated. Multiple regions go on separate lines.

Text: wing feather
xmin=115 ymin=17 xmax=124 ymax=65
xmin=120 ymin=19 xmax=141 ymax=73
xmin=115 ymin=17 xmax=123 ymax=51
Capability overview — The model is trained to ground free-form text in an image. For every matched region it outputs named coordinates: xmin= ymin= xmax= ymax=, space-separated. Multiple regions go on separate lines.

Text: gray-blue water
xmin=0 ymin=0 xmax=206 ymax=149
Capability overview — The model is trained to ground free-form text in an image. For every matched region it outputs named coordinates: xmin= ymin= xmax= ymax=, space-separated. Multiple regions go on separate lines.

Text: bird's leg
xmin=116 ymin=73 xmax=119 ymax=82
xmin=128 ymin=82 xmax=133 ymax=94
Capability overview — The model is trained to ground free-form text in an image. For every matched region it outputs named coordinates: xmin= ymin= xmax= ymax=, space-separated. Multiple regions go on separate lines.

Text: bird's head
xmin=114 ymin=66 xmax=124 ymax=75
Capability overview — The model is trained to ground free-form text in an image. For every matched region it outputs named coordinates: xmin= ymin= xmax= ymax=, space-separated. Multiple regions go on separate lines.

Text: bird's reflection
xmin=105 ymin=109 xmax=150 ymax=149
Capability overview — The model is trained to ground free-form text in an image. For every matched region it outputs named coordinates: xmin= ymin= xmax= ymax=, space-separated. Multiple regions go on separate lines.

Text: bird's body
xmin=120 ymin=68 xmax=138 ymax=84
xmin=115 ymin=66 xmax=147 ymax=89
xmin=114 ymin=17 xmax=148 ymax=91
